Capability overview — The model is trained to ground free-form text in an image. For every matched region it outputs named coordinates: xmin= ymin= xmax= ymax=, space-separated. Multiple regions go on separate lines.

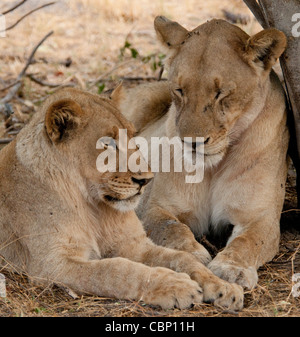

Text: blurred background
xmin=0 ymin=0 xmax=258 ymax=142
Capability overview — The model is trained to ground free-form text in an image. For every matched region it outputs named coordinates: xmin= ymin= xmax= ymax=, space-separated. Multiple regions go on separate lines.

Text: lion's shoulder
xmin=120 ymin=81 xmax=171 ymax=132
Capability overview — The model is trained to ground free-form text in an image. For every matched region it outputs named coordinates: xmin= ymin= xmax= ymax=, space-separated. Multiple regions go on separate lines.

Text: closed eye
xmin=215 ymin=90 xmax=222 ymax=100
xmin=175 ymin=88 xmax=184 ymax=96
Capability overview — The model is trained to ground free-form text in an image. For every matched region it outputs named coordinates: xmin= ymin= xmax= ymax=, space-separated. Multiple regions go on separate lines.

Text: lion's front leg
xmin=143 ymin=206 xmax=212 ymax=265
xmin=126 ymin=239 xmax=243 ymax=311
xmin=46 ymin=256 xmax=203 ymax=310
xmin=208 ymin=218 xmax=280 ymax=289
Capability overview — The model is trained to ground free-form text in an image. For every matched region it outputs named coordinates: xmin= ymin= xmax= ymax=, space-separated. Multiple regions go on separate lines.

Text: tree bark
xmin=243 ymin=0 xmax=300 ymax=207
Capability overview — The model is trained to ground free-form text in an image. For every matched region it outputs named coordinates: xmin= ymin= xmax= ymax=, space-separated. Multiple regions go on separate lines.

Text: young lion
xmin=0 ymin=87 xmax=243 ymax=310
xmin=120 ymin=17 xmax=289 ymax=290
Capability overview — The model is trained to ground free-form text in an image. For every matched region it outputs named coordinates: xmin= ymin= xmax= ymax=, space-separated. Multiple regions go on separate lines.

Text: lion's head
xmin=154 ymin=17 xmax=287 ymax=167
xmin=42 ymin=86 xmax=153 ymax=212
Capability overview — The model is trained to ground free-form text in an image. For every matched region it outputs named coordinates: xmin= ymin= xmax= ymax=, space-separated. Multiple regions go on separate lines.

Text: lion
xmin=0 ymin=87 xmax=243 ymax=310
xmin=119 ymin=17 xmax=289 ymax=290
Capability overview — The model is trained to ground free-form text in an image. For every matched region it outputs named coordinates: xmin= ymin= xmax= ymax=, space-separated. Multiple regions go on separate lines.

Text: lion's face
xmin=155 ymin=17 xmax=286 ymax=167
xmin=44 ymin=87 xmax=153 ymax=212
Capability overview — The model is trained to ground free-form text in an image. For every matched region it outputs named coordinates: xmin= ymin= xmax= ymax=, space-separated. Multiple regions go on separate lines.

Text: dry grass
xmin=0 ymin=0 xmax=300 ymax=317
xmin=1 ymin=219 xmax=299 ymax=317
xmin=0 ymin=0 xmax=259 ymax=103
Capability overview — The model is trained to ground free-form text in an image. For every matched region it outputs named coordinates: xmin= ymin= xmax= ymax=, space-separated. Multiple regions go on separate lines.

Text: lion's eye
xmin=215 ymin=90 xmax=222 ymax=100
xmin=175 ymin=88 xmax=184 ymax=97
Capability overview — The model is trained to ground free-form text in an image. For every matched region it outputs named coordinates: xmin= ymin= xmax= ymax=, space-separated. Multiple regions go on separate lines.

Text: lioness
xmin=120 ymin=17 xmax=289 ymax=289
xmin=0 ymin=87 xmax=243 ymax=310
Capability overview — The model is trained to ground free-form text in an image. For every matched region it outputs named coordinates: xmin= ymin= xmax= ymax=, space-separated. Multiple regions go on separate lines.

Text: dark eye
xmin=215 ymin=89 xmax=222 ymax=100
xmin=175 ymin=88 xmax=184 ymax=96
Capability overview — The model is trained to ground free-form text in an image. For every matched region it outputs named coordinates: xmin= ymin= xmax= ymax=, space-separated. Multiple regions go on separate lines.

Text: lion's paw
xmin=142 ymin=268 xmax=203 ymax=310
xmin=202 ymin=279 xmax=244 ymax=311
xmin=190 ymin=245 xmax=212 ymax=266
xmin=208 ymin=259 xmax=258 ymax=290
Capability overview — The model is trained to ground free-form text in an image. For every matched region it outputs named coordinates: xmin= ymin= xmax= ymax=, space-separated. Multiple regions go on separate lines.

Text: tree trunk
xmin=243 ymin=0 xmax=300 ymax=207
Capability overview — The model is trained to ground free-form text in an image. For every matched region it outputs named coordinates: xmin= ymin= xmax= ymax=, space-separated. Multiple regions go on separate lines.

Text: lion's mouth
xmin=104 ymin=192 xmax=140 ymax=203
xmin=103 ymin=191 xmax=142 ymax=212
xmin=180 ymin=139 xmax=226 ymax=157
xmin=104 ymin=195 xmax=120 ymax=202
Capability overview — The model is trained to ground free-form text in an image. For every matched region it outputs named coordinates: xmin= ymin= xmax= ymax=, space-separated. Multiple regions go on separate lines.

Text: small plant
xmin=119 ymin=40 xmax=139 ymax=60
xmin=97 ymin=83 xmax=106 ymax=94
xmin=119 ymin=39 xmax=166 ymax=74
xmin=34 ymin=307 xmax=48 ymax=314
xmin=142 ymin=52 xmax=165 ymax=72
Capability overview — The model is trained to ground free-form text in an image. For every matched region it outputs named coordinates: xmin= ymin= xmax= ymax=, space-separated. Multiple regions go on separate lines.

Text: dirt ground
xmin=0 ymin=0 xmax=299 ymax=317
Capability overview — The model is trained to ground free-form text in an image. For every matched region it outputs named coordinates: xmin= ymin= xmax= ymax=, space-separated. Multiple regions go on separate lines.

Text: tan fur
xmin=120 ymin=17 xmax=289 ymax=289
xmin=0 ymin=87 xmax=243 ymax=310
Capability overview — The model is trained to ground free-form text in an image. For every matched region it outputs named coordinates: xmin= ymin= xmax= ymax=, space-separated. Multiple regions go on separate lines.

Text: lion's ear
xmin=45 ymin=99 xmax=84 ymax=143
xmin=154 ymin=16 xmax=188 ymax=49
xmin=110 ymin=81 xmax=125 ymax=108
xmin=244 ymin=28 xmax=287 ymax=72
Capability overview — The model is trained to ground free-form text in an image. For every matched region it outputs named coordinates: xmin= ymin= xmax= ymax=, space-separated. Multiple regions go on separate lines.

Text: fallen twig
xmin=26 ymin=74 xmax=75 ymax=88
xmin=119 ymin=76 xmax=166 ymax=81
xmin=281 ymin=209 xmax=300 ymax=214
xmin=1 ymin=0 xmax=28 ymax=15
xmin=89 ymin=76 xmax=167 ymax=84
xmin=0 ymin=80 xmax=21 ymax=92
xmin=0 ymin=31 xmax=54 ymax=115
xmin=158 ymin=66 xmax=164 ymax=81
xmin=88 ymin=60 xmax=135 ymax=86
xmin=13 ymin=30 xmax=54 ymax=84
xmin=0 ymin=2 xmax=56 ymax=33
xmin=200 ymin=235 xmax=219 ymax=256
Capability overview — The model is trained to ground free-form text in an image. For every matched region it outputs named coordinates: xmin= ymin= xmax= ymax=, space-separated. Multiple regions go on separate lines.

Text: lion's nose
xmin=132 ymin=177 xmax=152 ymax=187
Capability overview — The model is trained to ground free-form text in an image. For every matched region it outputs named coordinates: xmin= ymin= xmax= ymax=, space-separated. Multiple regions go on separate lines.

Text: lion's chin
xmin=103 ymin=193 xmax=141 ymax=212
xmin=183 ymin=148 xmax=225 ymax=171
xmin=204 ymin=151 xmax=226 ymax=169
